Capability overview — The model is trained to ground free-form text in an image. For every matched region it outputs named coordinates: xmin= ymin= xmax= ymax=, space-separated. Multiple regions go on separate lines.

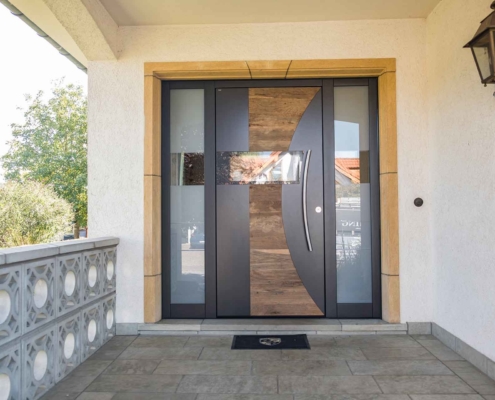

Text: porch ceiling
xmin=100 ymin=0 xmax=442 ymax=26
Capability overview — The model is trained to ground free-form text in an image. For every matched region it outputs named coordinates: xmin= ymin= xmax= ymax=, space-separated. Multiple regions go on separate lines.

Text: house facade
xmin=4 ymin=0 xmax=494 ymax=366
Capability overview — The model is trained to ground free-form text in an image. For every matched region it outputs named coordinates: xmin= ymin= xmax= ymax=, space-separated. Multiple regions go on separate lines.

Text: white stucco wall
xmin=88 ymin=18 xmax=433 ymax=324
xmin=427 ymin=0 xmax=495 ymax=361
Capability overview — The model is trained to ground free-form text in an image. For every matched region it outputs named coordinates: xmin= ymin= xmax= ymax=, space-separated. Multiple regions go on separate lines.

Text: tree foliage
xmin=0 ymin=181 xmax=73 ymax=248
xmin=2 ymin=81 xmax=87 ymax=226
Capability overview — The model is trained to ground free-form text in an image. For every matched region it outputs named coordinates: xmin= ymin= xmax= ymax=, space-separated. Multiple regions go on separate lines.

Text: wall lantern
xmin=464 ymin=1 xmax=495 ymax=86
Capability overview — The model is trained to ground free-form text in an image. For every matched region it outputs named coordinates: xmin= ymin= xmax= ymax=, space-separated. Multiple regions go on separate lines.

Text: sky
xmin=0 ymin=4 xmax=87 ymax=180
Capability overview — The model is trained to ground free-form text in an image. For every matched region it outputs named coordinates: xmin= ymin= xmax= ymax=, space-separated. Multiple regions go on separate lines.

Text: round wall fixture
xmin=64 ymin=333 xmax=75 ymax=359
xmin=414 ymin=198 xmax=424 ymax=207
xmin=0 ymin=374 xmax=11 ymax=400
xmin=33 ymin=279 xmax=48 ymax=309
xmin=106 ymin=309 xmax=114 ymax=330
xmin=0 ymin=290 xmax=11 ymax=325
xmin=106 ymin=260 xmax=114 ymax=280
xmin=64 ymin=271 xmax=76 ymax=296
xmin=87 ymin=319 xmax=97 ymax=343
xmin=33 ymin=350 xmax=48 ymax=381
xmin=88 ymin=265 xmax=97 ymax=288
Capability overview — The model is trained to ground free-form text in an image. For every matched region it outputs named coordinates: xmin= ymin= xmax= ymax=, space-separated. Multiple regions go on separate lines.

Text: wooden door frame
xmin=143 ymin=59 xmax=399 ymax=323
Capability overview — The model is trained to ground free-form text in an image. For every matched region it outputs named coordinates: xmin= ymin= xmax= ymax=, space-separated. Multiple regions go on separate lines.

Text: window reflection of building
xmin=216 ymin=151 xmax=303 ymax=185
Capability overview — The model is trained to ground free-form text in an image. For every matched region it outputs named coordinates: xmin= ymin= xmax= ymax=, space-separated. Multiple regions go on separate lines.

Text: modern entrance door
xmin=162 ymin=79 xmax=381 ymax=320
xmin=216 ymin=86 xmax=325 ymax=317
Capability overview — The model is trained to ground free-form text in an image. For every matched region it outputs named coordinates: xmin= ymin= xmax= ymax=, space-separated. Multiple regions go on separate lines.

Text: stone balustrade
xmin=0 ymin=237 xmax=118 ymax=400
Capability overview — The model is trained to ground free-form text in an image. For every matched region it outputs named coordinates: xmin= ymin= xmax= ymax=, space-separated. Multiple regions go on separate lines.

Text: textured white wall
xmin=88 ymin=18 xmax=433 ymax=323
xmin=427 ymin=0 xmax=495 ymax=360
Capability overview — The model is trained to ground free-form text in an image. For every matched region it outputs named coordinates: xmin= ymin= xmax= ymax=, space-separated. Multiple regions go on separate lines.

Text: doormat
xmin=231 ymin=334 xmax=310 ymax=350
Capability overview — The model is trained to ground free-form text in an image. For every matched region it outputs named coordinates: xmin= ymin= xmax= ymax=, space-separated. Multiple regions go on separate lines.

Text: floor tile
xmin=76 ymin=393 xmax=116 ymax=400
xmin=348 ymin=360 xmax=454 ymax=375
xmin=417 ymin=339 xmax=464 ymax=361
xmin=374 ymin=376 xmax=476 ymax=394
xmin=52 ymin=375 xmax=97 ymax=393
xmin=107 ymin=336 xmax=137 ymax=345
xmin=483 ymin=396 xmax=495 ymax=399
xmin=185 ymin=336 xmax=233 ymax=348
xmin=362 ymin=347 xmax=436 ymax=360
xmin=85 ymin=374 xmax=182 ymax=393
xmin=118 ymin=346 xmax=202 ymax=360
xmin=333 ymin=336 xmax=422 ymax=348
xmin=129 ymin=336 xmax=189 ymax=348
xmin=444 ymin=361 xmax=479 ymax=373
xmin=177 ymin=375 xmax=278 ymax=394
xmin=282 ymin=348 xmax=367 ymax=361
xmin=410 ymin=335 xmax=437 ymax=341
xmin=111 ymin=395 xmax=197 ymax=400
xmin=70 ymin=360 xmax=113 ymax=377
xmin=294 ymin=396 xmax=411 ymax=400
xmin=409 ymin=396 xmax=484 ymax=400
xmin=200 ymin=348 xmax=283 ymax=361
xmin=89 ymin=347 xmax=126 ymax=360
xmin=104 ymin=359 xmax=160 ymax=375
xmin=307 ymin=336 xmax=338 ymax=347
xmin=253 ymin=360 xmax=352 ymax=376
xmin=40 ymin=391 xmax=79 ymax=400
xmin=197 ymin=396 xmax=293 ymax=400
xmin=278 ymin=376 xmax=382 ymax=394
xmin=454 ymin=371 xmax=495 ymax=394
xmin=154 ymin=360 xmax=252 ymax=375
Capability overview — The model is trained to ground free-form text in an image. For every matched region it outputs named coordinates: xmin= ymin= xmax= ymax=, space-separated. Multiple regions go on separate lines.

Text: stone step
xmin=138 ymin=319 xmax=407 ymax=335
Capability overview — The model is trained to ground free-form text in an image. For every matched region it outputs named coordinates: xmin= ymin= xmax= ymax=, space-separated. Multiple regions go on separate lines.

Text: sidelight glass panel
xmin=334 ymin=86 xmax=372 ymax=304
xmin=216 ymin=151 xmax=303 ymax=185
xmin=170 ymin=89 xmax=205 ymax=304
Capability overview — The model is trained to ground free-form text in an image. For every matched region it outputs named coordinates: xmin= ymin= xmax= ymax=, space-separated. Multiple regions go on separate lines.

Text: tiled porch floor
xmin=42 ymin=334 xmax=495 ymax=400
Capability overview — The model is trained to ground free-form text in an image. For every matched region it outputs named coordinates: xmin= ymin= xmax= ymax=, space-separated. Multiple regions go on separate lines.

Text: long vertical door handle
xmin=303 ymin=150 xmax=313 ymax=252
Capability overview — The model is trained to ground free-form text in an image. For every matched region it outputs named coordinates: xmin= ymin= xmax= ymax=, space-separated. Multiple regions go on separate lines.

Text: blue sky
xmin=0 ymin=4 xmax=87 ymax=180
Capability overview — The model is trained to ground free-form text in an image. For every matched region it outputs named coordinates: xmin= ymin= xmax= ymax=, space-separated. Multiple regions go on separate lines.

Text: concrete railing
xmin=0 ymin=237 xmax=118 ymax=400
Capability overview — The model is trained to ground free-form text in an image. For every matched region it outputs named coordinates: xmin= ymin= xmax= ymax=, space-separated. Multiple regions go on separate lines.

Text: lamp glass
xmin=472 ymin=32 xmax=493 ymax=81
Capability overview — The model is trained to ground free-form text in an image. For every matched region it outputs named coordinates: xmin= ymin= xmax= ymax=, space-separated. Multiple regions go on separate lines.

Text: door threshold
xmin=138 ymin=318 xmax=407 ymax=336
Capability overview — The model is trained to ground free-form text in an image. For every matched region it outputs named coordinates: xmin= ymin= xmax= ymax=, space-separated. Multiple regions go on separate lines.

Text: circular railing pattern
xmin=0 ymin=242 xmax=117 ymax=399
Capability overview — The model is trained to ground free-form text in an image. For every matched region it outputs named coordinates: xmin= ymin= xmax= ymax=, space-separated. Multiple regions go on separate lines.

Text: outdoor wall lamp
xmin=464 ymin=1 xmax=495 ymax=87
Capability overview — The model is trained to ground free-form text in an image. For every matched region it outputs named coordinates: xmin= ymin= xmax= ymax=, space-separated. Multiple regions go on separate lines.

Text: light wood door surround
xmin=143 ymin=59 xmax=400 ymax=323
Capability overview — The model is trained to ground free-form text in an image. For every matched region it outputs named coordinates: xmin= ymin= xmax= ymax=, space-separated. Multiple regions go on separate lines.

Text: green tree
xmin=0 ymin=181 xmax=73 ymax=248
xmin=1 ymin=81 xmax=87 ymax=237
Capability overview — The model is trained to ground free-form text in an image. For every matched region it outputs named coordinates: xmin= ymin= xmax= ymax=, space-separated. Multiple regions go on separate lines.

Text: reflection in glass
xmin=335 ymin=86 xmax=372 ymax=304
xmin=474 ymin=46 xmax=492 ymax=80
xmin=171 ymin=153 xmax=204 ymax=185
xmin=170 ymin=89 xmax=205 ymax=304
xmin=216 ymin=151 xmax=303 ymax=185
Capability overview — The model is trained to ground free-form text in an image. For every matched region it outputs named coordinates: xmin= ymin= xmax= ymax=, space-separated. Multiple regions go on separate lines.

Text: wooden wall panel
xmin=249 ymin=185 xmax=323 ymax=316
xmin=249 ymin=88 xmax=319 ymax=151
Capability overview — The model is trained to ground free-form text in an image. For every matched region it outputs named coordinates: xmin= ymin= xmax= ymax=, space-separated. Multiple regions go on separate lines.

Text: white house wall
xmin=427 ymin=0 xmax=495 ymax=361
xmin=88 ymin=18 xmax=432 ymax=324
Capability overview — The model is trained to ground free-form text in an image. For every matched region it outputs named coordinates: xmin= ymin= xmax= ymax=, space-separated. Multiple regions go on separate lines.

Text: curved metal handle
xmin=302 ymin=150 xmax=313 ymax=252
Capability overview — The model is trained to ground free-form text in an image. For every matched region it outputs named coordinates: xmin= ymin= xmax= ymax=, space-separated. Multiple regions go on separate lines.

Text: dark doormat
xmin=231 ymin=334 xmax=310 ymax=350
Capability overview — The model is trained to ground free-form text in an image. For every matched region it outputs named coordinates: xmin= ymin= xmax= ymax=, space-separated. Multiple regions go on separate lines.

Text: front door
xmin=216 ymin=86 xmax=325 ymax=317
xmin=162 ymin=79 xmax=381 ymax=319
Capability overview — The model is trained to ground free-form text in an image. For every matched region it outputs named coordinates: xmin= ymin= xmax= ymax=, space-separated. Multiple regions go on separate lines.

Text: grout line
xmin=371 ymin=375 xmax=385 ymax=393
xmin=345 ymin=360 xmax=354 ymax=375
xmin=175 ymin=374 xmax=185 ymax=394
xmin=197 ymin=347 xmax=205 ymax=360
xmin=435 ymin=356 xmax=481 ymax=395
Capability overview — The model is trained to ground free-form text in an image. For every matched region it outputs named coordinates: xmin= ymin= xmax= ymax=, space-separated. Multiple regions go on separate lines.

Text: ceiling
xmin=100 ymin=0 xmax=443 ymax=26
